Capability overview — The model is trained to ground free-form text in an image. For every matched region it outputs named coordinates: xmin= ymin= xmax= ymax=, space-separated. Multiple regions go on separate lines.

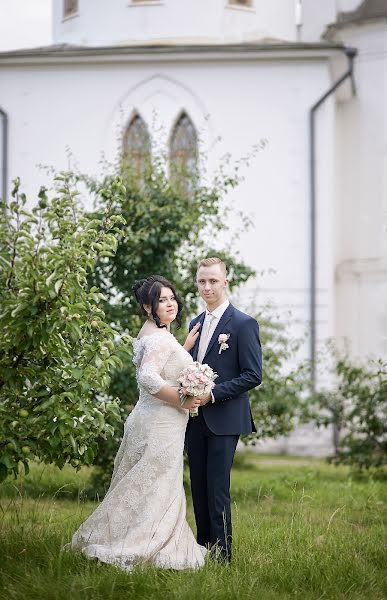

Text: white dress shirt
xmin=197 ymin=299 xmax=230 ymax=364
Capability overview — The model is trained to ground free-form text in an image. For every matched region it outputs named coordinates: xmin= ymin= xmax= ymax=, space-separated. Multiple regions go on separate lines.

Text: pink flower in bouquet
xmin=177 ymin=362 xmax=218 ymax=417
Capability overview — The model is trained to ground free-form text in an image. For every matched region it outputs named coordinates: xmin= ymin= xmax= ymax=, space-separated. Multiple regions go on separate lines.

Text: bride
xmin=70 ymin=275 xmax=205 ymax=571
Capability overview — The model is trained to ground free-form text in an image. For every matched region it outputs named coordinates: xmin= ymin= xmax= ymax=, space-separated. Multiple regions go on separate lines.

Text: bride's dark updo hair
xmin=132 ymin=275 xmax=183 ymax=329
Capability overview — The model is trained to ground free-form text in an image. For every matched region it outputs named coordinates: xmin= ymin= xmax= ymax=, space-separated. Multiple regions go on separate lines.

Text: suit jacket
xmin=189 ymin=303 xmax=262 ymax=435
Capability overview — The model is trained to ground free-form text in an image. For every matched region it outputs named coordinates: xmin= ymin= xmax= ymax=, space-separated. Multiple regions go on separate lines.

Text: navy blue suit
xmin=185 ymin=303 xmax=262 ymax=561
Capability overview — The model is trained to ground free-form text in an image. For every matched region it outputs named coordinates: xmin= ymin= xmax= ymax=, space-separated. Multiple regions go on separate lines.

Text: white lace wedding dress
xmin=70 ymin=322 xmax=206 ymax=571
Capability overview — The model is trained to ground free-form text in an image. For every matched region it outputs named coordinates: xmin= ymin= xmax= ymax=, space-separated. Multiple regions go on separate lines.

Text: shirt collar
xmin=206 ymin=299 xmax=229 ymax=320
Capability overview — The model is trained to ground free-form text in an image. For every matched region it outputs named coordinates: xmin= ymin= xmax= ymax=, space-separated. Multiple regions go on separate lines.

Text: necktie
xmin=197 ymin=313 xmax=215 ymax=363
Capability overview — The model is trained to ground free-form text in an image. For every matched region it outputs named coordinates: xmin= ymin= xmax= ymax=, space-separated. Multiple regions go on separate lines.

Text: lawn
xmin=0 ymin=453 xmax=386 ymax=600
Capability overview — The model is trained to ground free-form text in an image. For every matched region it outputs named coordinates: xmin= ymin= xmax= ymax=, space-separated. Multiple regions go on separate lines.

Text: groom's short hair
xmin=197 ymin=257 xmax=227 ymax=277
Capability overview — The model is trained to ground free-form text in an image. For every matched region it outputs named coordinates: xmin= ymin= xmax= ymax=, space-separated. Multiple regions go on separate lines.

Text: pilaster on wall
xmin=336 ymin=258 xmax=387 ymax=358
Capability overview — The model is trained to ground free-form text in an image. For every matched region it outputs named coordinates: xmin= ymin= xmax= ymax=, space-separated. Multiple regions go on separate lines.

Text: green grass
xmin=0 ymin=454 xmax=386 ymax=600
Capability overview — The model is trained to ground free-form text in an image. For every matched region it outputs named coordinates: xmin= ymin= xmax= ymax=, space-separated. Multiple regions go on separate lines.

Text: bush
xmin=246 ymin=307 xmax=310 ymax=444
xmin=311 ymin=354 xmax=387 ymax=470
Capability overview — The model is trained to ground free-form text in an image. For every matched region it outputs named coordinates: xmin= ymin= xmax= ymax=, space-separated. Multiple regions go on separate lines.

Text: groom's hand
xmin=197 ymin=393 xmax=211 ymax=406
xmin=183 ymin=396 xmax=201 ymax=410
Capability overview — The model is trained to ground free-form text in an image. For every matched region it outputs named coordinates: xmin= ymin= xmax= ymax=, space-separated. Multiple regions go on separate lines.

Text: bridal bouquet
xmin=177 ymin=362 xmax=218 ymax=417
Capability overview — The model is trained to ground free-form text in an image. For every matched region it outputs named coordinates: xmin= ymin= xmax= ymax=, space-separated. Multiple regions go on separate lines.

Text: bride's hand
xmin=183 ymin=323 xmax=201 ymax=351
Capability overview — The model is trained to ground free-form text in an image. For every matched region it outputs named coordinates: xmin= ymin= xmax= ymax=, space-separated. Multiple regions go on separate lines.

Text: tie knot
xmin=205 ymin=313 xmax=215 ymax=328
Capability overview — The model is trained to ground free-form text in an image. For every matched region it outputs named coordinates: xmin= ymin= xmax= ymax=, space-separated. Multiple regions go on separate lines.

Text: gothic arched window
xmin=169 ymin=113 xmax=198 ymax=195
xmin=122 ymin=113 xmax=151 ymax=182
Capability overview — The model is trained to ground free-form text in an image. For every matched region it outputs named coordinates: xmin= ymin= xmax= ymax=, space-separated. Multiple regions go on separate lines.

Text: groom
xmin=186 ymin=257 xmax=262 ymax=563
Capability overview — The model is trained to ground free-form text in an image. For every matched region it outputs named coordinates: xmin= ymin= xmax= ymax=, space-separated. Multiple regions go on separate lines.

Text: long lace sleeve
xmin=136 ymin=334 xmax=174 ymax=395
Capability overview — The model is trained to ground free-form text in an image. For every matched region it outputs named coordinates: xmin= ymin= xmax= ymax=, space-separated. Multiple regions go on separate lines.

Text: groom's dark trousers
xmin=186 ymin=304 xmax=262 ymax=563
xmin=186 ymin=410 xmax=239 ymax=561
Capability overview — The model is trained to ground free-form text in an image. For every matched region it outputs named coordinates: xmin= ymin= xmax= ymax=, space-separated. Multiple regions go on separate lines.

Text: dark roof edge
xmin=0 ymin=41 xmax=346 ymax=60
xmin=325 ymin=0 xmax=387 ymax=33
xmin=326 ymin=15 xmax=387 ymax=34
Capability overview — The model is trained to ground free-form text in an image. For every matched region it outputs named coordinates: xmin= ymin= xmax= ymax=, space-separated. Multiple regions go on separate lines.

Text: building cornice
xmin=336 ymin=0 xmax=387 ymax=27
xmin=0 ymin=41 xmax=347 ymax=65
xmin=324 ymin=0 xmax=387 ymax=38
xmin=336 ymin=257 xmax=387 ymax=280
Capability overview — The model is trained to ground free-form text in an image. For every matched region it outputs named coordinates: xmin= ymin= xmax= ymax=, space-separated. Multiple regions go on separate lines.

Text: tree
xmin=82 ymin=148 xmax=257 ymax=493
xmin=0 ymin=174 xmax=130 ymax=482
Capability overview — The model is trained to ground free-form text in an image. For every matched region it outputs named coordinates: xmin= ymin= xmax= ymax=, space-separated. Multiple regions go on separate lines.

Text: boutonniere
xmin=218 ymin=333 xmax=230 ymax=354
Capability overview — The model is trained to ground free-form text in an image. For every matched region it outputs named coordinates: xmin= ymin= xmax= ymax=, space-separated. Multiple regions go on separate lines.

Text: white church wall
xmin=335 ymin=0 xmax=364 ymax=13
xmin=223 ymin=0 xmax=299 ymax=43
xmin=335 ymin=23 xmax=386 ymax=263
xmin=224 ymin=62 xmax=337 ymax=373
xmin=0 ymin=51 xmax=337 ymax=361
xmin=0 ymin=0 xmax=52 ymax=52
xmin=0 ymin=48 xmax=346 ymax=455
xmin=336 ymin=259 xmax=387 ymax=358
xmin=333 ymin=22 xmax=387 ymax=359
xmin=54 ymin=0 xmax=227 ymax=46
xmin=52 ymin=0 xmax=360 ymax=47
xmin=301 ymin=0 xmax=336 ymax=42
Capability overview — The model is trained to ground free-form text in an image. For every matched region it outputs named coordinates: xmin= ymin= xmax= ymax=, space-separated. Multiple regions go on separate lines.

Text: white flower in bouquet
xmin=177 ymin=362 xmax=218 ymax=417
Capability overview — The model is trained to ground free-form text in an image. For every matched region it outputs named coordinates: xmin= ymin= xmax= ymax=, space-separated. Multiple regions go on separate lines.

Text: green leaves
xmin=246 ymin=308 xmax=310 ymax=443
xmin=86 ymin=151 xmax=255 ymax=340
xmin=0 ymin=173 xmax=130 ymax=482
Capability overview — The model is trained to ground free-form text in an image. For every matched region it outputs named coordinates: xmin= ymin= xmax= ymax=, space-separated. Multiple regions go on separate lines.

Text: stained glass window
xmin=64 ymin=0 xmax=78 ymax=18
xmin=122 ymin=114 xmax=151 ymax=182
xmin=169 ymin=113 xmax=198 ymax=195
